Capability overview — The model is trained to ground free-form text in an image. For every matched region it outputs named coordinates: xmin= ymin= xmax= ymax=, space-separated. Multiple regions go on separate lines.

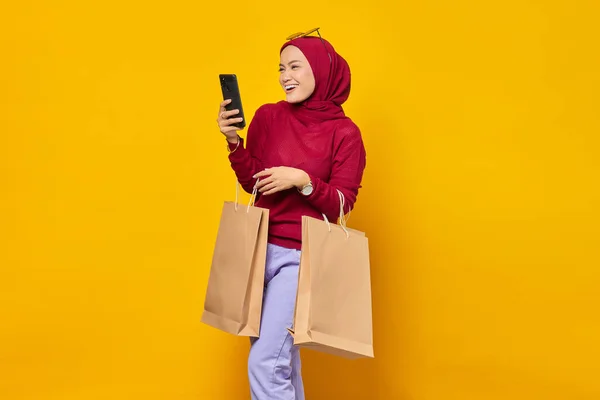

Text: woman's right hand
xmin=217 ymin=99 xmax=243 ymax=143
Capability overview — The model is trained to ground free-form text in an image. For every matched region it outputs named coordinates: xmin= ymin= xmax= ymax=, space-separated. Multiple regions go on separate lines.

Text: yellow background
xmin=1 ymin=0 xmax=599 ymax=399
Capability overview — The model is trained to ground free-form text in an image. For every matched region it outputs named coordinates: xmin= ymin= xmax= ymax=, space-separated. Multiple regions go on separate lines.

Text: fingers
xmin=217 ymin=105 xmax=242 ymax=133
xmin=254 ymin=176 xmax=273 ymax=189
xmin=217 ymin=110 xmax=240 ymax=122
xmin=221 ymin=109 xmax=240 ymax=119
xmin=217 ymin=111 xmax=242 ymax=136
xmin=219 ymin=99 xmax=232 ymax=112
xmin=263 ymin=188 xmax=280 ymax=196
xmin=259 ymin=181 xmax=279 ymax=194
xmin=219 ymin=117 xmax=243 ymax=128
xmin=217 ymin=100 xmax=238 ymax=122
xmin=217 ymin=100 xmax=244 ymax=139
xmin=252 ymin=168 xmax=291 ymax=195
xmin=253 ymin=168 xmax=274 ymax=179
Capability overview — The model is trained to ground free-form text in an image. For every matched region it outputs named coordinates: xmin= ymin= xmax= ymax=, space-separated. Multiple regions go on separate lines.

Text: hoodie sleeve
xmin=303 ymin=124 xmax=367 ymax=219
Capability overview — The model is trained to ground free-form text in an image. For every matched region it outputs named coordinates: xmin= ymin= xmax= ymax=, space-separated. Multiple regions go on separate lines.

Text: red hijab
xmin=280 ymin=36 xmax=351 ymax=122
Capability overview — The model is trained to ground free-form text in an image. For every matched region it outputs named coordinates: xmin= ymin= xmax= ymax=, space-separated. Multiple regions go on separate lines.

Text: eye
xmin=291 ymin=65 xmax=299 ymax=70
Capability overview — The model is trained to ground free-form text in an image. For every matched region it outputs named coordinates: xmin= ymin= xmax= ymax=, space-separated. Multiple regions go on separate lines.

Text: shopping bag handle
xmin=321 ymin=189 xmax=350 ymax=238
xmin=234 ymin=178 xmax=260 ymax=213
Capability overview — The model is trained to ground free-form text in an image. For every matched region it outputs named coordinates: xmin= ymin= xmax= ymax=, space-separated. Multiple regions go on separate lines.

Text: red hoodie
xmin=227 ymin=37 xmax=366 ymax=250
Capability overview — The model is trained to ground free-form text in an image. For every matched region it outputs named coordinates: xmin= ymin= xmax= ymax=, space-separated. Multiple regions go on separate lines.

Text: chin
xmin=285 ymin=93 xmax=308 ymax=104
xmin=285 ymin=97 xmax=302 ymax=104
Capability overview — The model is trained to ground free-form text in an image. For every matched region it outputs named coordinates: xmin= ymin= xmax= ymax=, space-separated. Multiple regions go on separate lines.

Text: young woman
xmin=216 ymin=33 xmax=366 ymax=400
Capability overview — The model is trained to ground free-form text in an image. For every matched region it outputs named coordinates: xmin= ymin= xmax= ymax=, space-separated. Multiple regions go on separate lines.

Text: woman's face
xmin=279 ymin=45 xmax=315 ymax=103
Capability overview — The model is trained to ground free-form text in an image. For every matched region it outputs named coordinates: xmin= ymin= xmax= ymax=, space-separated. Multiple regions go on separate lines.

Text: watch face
xmin=302 ymin=184 xmax=313 ymax=195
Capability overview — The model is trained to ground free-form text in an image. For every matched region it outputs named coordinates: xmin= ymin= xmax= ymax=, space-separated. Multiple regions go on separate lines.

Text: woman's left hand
xmin=253 ymin=167 xmax=310 ymax=195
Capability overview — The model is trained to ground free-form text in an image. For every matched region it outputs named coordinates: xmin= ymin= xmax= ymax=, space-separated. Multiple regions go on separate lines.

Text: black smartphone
xmin=219 ymin=74 xmax=246 ymax=129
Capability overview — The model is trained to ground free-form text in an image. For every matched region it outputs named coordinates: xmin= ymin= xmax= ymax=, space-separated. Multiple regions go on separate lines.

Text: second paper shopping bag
xmin=290 ymin=190 xmax=374 ymax=359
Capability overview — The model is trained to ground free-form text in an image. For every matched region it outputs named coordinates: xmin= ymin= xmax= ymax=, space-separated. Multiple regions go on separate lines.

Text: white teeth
xmin=285 ymin=85 xmax=298 ymax=90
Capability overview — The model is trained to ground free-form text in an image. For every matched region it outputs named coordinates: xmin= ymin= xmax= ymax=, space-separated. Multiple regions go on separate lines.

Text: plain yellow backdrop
xmin=1 ymin=0 xmax=599 ymax=399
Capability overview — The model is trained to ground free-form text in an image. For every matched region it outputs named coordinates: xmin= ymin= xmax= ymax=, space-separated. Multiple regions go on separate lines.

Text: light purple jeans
xmin=248 ymin=243 xmax=305 ymax=400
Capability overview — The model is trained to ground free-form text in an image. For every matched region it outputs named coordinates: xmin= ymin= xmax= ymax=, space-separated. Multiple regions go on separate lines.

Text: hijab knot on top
xmin=280 ymin=37 xmax=351 ymax=122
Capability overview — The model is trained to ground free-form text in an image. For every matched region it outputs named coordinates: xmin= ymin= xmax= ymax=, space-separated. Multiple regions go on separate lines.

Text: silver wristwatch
xmin=298 ymin=181 xmax=313 ymax=196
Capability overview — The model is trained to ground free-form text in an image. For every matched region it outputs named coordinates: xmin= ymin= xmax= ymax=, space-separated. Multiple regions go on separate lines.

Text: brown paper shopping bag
xmin=201 ymin=181 xmax=268 ymax=337
xmin=289 ymin=190 xmax=374 ymax=359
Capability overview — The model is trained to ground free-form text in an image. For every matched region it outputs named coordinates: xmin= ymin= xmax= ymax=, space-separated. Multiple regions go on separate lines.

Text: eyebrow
xmin=279 ymin=60 xmax=302 ymax=67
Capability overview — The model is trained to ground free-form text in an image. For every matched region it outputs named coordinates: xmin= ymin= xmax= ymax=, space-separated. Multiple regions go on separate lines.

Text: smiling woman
xmin=215 ymin=32 xmax=366 ymax=400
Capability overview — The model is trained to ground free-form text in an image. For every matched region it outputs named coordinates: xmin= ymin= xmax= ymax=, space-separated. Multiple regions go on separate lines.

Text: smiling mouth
xmin=284 ymin=84 xmax=299 ymax=93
